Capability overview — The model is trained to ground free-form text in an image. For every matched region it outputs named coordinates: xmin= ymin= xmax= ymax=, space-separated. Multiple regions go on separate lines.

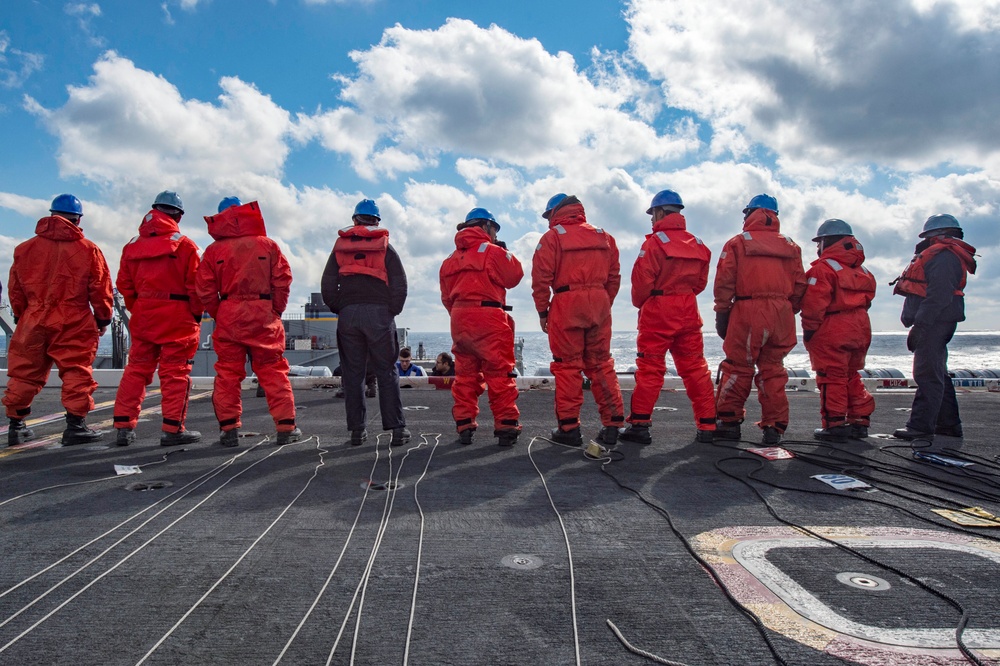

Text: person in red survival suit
xmin=620 ymin=190 xmax=717 ymax=446
xmin=714 ymin=194 xmax=806 ymax=445
xmin=112 ymin=191 xmax=203 ymax=448
xmin=3 ymin=194 xmax=113 ymax=447
xmin=890 ymin=213 xmax=977 ymax=443
xmin=800 ymin=219 xmax=877 ymax=444
xmin=532 ymin=194 xmax=625 ymax=447
xmin=440 ymin=207 xmax=524 ymax=447
xmin=195 ymin=197 xmax=300 ymax=447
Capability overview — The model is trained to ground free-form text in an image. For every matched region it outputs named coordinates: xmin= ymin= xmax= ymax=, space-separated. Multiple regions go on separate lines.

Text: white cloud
xmin=27 ymin=52 xmax=296 ymax=189
xmin=65 ymin=3 xmax=101 ymax=16
xmin=64 ymin=3 xmax=105 ymax=47
xmin=626 ymin=0 xmax=1000 ymax=172
xmin=322 ymin=18 xmax=698 ymax=177
xmin=0 ymin=31 xmax=44 ymax=88
xmin=5 ymin=22 xmax=998 ymax=333
xmin=910 ymin=0 xmax=1000 ymax=31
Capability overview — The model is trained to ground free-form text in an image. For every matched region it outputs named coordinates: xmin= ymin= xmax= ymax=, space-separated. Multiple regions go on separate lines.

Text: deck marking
xmin=136 ymin=437 xmax=326 ymax=665
xmin=0 ymin=438 xmax=276 ymax=653
xmin=693 ymin=526 xmax=1000 ymax=663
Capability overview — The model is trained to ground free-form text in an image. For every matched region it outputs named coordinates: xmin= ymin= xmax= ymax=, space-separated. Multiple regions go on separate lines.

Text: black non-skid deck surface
xmin=1 ymin=385 xmax=999 ymax=665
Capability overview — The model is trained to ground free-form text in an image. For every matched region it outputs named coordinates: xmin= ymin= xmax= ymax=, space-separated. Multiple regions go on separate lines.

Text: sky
xmin=1 ymin=0 xmax=998 ymax=334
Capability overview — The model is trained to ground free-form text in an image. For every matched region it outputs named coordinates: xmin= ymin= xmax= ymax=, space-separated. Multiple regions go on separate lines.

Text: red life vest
xmin=819 ymin=248 xmax=876 ymax=312
xmin=892 ymin=237 xmax=977 ymax=298
xmin=645 ymin=215 xmax=711 ymax=294
xmin=440 ymin=227 xmax=508 ymax=306
xmin=334 ymin=224 xmax=390 ymax=284
xmin=548 ymin=205 xmax=614 ymax=291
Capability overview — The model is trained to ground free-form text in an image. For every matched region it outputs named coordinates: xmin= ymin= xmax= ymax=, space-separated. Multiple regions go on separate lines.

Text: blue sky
xmin=1 ymin=0 xmax=998 ymax=333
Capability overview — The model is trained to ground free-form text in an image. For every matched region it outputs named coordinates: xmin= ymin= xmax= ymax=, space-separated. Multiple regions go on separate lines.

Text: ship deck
xmin=2 ymin=385 xmax=1000 ymax=665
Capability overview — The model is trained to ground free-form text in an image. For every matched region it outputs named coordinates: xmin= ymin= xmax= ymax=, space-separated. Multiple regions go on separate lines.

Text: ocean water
xmin=4 ymin=330 xmax=998 ymax=377
xmin=406 ymin=330 xmax=1000 ymax=376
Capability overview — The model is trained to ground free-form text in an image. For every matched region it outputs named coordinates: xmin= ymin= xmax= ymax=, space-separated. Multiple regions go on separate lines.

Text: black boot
xmin=391 ymin=427 xmax=412 ymax=447
xmin=694 ymin=429 xmax=714 ymax=443
xmin=350 ymin=429 xmax=368 ymax=446
xmin=715 ymin=421 xmax=742 ymax=440
xmin=849 ymin=424 xmax=869 ymax=439
xmin=459 ymin=428 xmax=475 ymax=445
xmin=549 ymin=427 xmax=583 ymax=447
xmin=116 ymin=428 xmax=136 ymax=447
xmin=495 ymin=429 xmax=519 ymax=447
xmin=619 ymin=425 xmax=651 ymax=445
xmin=892 ymin=426 xmax=933 ymax=441
xmin=219 ymin=429 xmax=240 ymax=447
xmin=814 ymin=425 xmax=850 ymax=443
xmin=7 ymin=418 xmax=35 ymax=447
xmin=595 ymin=426 xmax=620 ymax=447
xmin=276 ymin=427 xmax=302 ymax=446
xmin=62 ymin=414 xmax=104 ymax=446
xmin=161 ymin=429 xmax=202 ymax=446
xmin=761 ymin=426 xmax=782 ymax=445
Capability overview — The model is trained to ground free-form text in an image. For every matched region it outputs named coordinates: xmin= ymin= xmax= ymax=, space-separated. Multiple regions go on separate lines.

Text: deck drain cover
xmin=653 ymin=406 xmax=678 ymax=412
xmin=125 ymin=480 xmax=174 ymax=492
xmin=403 ymin=406 xmax=429 ymax=411
xmin=501 ymin=554 xmax=543 ymax=571
xmin=836 ymin=572 xmax=890 ymax=590
xmin=361 ymin=480 xmax=404 ymax=491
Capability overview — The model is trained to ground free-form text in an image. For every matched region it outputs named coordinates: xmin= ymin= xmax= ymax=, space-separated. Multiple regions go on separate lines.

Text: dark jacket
xmin=900 ymin=242 xmax=969 ymax=327
xmin=321 ymin=243 xmax=407 ymax=315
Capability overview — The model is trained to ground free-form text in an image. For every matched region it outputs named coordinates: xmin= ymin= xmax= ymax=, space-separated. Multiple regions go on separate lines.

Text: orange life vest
xmin=334 ymin=225 xmax=390 ymax=284
xmin=892 ymin=237 xmax=977 ymax=298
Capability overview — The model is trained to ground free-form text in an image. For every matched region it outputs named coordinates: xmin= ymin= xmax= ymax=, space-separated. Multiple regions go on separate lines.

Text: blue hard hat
xmin=462 ymin=207 xmax=499 ymax=231
xmin=50 ymin=194 xmax=83 ymax=217
xmin=153 ymin=191 xmax=184 ymax=213
xmin=646 ymin=189 xmax=684 ymax=215
xmin=217 ymin=196 xmax=242 ymax=213
xmin=919 ymin=213 xmax=961 ymax=238
xmin=743 ymin=193 xmax=778 ymax=214
xmin=812 ymin=218 xmax=854 ymax=241
xmin=542 ymin=193 xmax=568 ymax=220
xmin=353 ymin=199 xmax=381 ymax=221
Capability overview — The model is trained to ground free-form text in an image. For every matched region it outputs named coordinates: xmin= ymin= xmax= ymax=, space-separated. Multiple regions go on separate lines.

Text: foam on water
xmin=408 ymin=330 xmax=1000 ymax=376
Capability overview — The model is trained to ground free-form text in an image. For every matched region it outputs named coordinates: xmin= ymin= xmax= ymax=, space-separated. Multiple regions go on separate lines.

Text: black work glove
xmin=906 ymin=325 xmax=924 ymax=353
xmin=803 ymin=329 xmax=815 ymax=343
xmin=715 ymin=311 xmax=730 ymax=340
xmin=193 ymin=313 xmax=204 ymax=324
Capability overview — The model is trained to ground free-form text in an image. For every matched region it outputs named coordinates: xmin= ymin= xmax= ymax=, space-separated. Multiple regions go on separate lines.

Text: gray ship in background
xmin=0 ymin=292 xmax=362 ymax=378
xmin=189 ymin=292 xmax=344 ymax=378
xmin=0 ymin=291 xmax=529 ymax=378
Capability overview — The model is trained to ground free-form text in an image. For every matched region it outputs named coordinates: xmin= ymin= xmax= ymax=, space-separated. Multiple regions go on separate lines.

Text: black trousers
xmin=336 ymin=303 xmax=405 ymax=432
xmin=907 ymin=320 xmax=960 ymax=433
